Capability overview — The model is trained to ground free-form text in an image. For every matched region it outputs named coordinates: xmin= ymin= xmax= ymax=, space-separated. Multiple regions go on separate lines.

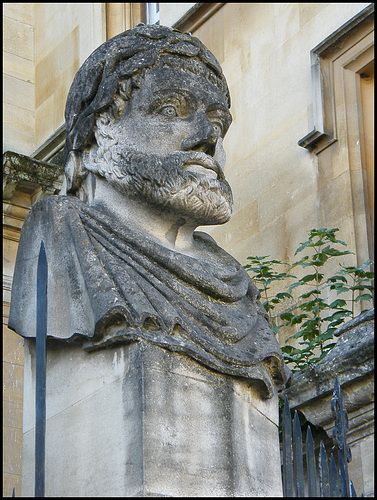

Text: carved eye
xmin=211 ymin=120 xmax=223 ymax=136
xmin=160 ymin=105 xmax=178 ymax=117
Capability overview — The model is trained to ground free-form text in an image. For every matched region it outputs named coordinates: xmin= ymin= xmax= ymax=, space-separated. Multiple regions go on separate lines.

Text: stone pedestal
xmin=21 ymin=339 xmax=282 ymax=497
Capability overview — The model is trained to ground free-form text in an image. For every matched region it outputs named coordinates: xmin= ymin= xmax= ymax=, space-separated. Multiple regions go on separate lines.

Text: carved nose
xmin=181 ymin=113 xmax=218 ymax=157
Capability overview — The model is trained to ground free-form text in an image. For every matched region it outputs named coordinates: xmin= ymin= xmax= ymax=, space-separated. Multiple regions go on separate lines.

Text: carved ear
xmin=65 ymin=151 xmax=88 ymax=194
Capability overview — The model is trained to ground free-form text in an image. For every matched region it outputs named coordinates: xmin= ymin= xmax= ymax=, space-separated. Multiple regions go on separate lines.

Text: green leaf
xmin=281 ymin=345 xmax=301 ymax=355
xmin=300 ymin=273 xmax=318 ymax=283
xmin=288 ymin=282 xmax=304 ymax=293
xmin=300 ymin=289 xmax=321 ymax=299
xmin=329 ymin=284 xmax=349 ymax=294
xmin=280 ymin=312 xmax=294 ymax=322
xmin=294 ymin=241 xmax=311 ymax=255
xmin=328 ymin=299 xmax=347 ymax=308
xmin=355 ymin=293 xmax=373 ymax=302
xmin=291 ymin=256 xmax=309 ymax=267
xmin=350 ymin=284 xmax=372 ymax=291
xmin=322 ymin=246 xmax=352 ymax=257
xmin=323 ymin=310 xmax=350 ymax=323
xmin=291 ymin=314 xmax=308 ymax=325
xmin=318 ymin=331 xmax=335 ymax=342
xmin=300 ymin=299 xmax=327 ymax=312
xmin=276 ymin=292 xmax=292 ymax=300
xmin=328 ymin=275 xmax=348 ymax=283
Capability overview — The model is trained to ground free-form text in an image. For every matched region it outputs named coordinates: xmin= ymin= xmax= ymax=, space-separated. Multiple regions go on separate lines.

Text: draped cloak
xmin=9 ymin=195 xmax=291 ymax=397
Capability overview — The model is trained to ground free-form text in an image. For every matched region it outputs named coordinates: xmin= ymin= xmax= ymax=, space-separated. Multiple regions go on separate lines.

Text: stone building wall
xmin=178 ymin=2 xmax=374 ymax=350
xmin=3 ymin=3 xmax=36 ymax=155
xmin=33 ymin=3 xmax=106 ymax=148
xmin=184 ymin=3 xmax=373 ymax=314
xmin=3 ymin=2 xmax=374 ymax=496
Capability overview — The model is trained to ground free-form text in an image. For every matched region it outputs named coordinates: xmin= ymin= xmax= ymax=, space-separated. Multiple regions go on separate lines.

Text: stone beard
xmin=88 ymin=141 xmax=233 ymax=227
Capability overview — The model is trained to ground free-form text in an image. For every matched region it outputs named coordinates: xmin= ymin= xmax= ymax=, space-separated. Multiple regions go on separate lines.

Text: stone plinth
xmin=21 ymin=339 xmax=282 ymax=497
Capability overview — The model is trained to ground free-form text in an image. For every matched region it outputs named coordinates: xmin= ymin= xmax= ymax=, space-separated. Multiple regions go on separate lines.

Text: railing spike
xmin=350 ymin=480 xmax=357 ymax=497
xmin=331 ymin=375 xmax=351 ymax=497
xmin=329 ymin=453 xmax=340 ymax=497
xmin=293 ymin=411 xmax=305 ymax=497
xmin=319 ymin=441 xmax=330 ymax=497
xmin=35 ymin=241 xmax=48 ymax=497
xmin=281 ymin=376 xmax=363 ymax=497
xmin=306 ymin=426 xmax=317 ymax=497
xmin=282 ymin=395 xmax=294 ymax=497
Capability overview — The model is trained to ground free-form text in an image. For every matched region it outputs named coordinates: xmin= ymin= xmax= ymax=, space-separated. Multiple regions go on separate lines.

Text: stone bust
xmin=9 ymin=24 xmax=290 ymax=397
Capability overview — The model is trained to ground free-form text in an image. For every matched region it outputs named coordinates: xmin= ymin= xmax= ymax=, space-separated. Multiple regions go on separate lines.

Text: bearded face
xmin=86 ymin=61 xmax=233 ymax=226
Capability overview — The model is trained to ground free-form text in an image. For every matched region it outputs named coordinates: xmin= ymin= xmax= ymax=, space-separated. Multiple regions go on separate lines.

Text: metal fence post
xmin=35 ymin=241 xmax=48 ymax=497
xmin=331 ymin=375 xmax=351 ymax=497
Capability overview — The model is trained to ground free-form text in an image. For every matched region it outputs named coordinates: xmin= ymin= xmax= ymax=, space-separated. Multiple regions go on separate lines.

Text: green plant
xmin=244 ymin=228 xmax=374 ymax=373
xmin=243 ymin=255 xmax=294 ymax=334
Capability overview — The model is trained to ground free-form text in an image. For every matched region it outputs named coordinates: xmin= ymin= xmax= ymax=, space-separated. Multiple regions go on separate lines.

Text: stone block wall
xmin=186 ymin=3 xmax=373 ymax=293
xmin=3 ymin=3 xmax=35 ymax=155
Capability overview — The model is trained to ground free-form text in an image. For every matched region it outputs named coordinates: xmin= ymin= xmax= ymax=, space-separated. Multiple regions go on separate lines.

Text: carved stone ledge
xmin=324 ymin=403 xmax=374 ymax=445
xmin=31 ymin=123 xmax=65 ymax=164
xmin=283 ymin=309 xmax=374 ymax=430
xmin=3 ymin=151 xmax=64 ymax=201
xmin=172 ymin=3 xmax=225 ymax=33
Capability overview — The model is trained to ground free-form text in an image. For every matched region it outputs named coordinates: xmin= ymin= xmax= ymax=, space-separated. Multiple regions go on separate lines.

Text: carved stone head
xmin=63 ymin=24 xmax=233 ymax=226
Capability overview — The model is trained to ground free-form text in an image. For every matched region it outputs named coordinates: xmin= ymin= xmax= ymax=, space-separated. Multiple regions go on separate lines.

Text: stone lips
xmin=182 ymin=151 xmax=223 ymax=180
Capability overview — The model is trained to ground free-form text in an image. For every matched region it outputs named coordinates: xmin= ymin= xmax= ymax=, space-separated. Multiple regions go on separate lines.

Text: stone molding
xmin=334 ymin=308 xmax=375 ymax=336
xmin=31 ymin=123 xmax=65 ymax=163
xmin=298 ymin=3 xmax=374 ymax=153
xmin=324 ymin=402 xmax=374 ymax=446
xmin=172 ymin=3 xmax=225 ymax=33
xmin=3 ymin=151 xmax=64 ymax=201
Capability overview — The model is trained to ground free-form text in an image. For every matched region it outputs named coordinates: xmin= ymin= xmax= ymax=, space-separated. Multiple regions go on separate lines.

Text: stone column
xmin=21 ymin=339 xmax=282 ymax=497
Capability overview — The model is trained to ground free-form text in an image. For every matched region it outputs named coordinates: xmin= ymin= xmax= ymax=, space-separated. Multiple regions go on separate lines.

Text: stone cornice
xmin=298 ymin=3 xmax=374 ymax=152
xmin=3 ymin=151 xmax=64 ymax=200
xmin=283 ymin=310 xmax=374 ymax=426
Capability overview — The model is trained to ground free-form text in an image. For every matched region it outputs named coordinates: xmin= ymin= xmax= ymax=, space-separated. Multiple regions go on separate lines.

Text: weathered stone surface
xmin=9 ymin=23 xmax=290 ymax=396
xmin=283 ymin=310 xmax=374 ymax=497
xmin=3 ymin=151 xmax=64 ymax=200
xmin=333 ymin=307 xmax=374 ymax=336
xmin=284 ymin=309 xmax=374 ymax=418
xmin=21 ymin=339 xmax=282 ymax=497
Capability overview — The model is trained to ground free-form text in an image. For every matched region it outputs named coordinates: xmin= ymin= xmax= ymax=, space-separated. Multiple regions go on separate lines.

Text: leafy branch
xmin=244 ymin=228 xmax=374 ymax=372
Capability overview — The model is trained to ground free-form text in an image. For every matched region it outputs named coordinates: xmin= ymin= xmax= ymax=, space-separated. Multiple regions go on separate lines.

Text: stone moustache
xmin=9 ymin=24 xmax=290 ymax=398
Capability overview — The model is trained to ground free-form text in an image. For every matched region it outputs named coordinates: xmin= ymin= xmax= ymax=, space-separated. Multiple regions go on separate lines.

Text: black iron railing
xmin=282 ymin=374 xmax=362 ymax=497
